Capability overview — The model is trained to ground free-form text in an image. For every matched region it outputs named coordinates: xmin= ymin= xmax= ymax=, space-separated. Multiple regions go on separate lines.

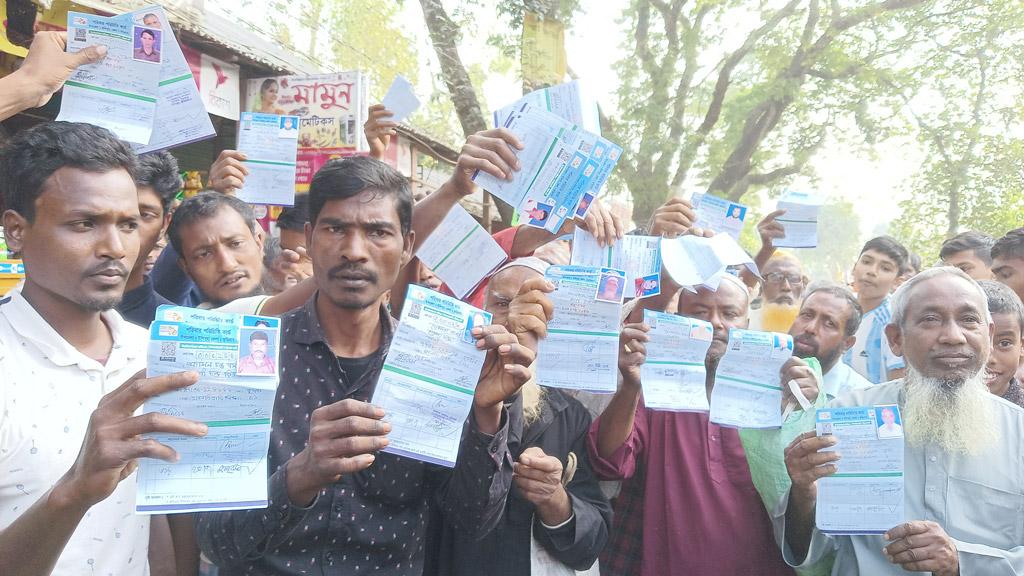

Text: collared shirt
xmin=0 ymin=290 xmax=150 ymax=575
xmin=773 ymin=381 xmax=1024 ymax=575
xmin=237 ymin=354 xmax=276 ymax=374
xmin=842 ymin=298 xmax=904 ymax=384
xmin=587 ymin=404 xmax=794 ymax=576
xmin=1002 ymin=378 xmax=1024 ymax=409
xmin=822 ymin=360 xmax=873 ymax=401
xmin=133 ymin=46 xmax=160 ymax=62
xmin=117 ymin=275 xmax=173 ymax=327
xmin=195 ymin=294 xmax=513 ymax=575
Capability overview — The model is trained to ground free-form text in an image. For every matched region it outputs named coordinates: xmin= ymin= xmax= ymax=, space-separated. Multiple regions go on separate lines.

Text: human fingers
xmin=512 ymin=288 xmax=555 ymax=321
xmin=518 ymin=277 xmax=556 ymax=295
xmin=604 ymin=206 xmax=620 ymax=247
xmin=519 ymin=451 xmax=561 ymax=473
xmin=314 ymin=414 xmax=392 ymax=441
xmin=457 ymin=143 xmax=516 ymax=182
xmin=114 ymin=370 xmax=200 ymax=414
xmin=118 ymin=412 xmax=208 ymax=440
xmin=883 ymin=521 xmax=935 ymax=542
xmin=475 ymin=329 xmax=519 ymax=354
xmin=317 ymin=398 xmax=386 ymax=422
xmin=583 ymin=202 xmax=608 ymax=247
xmin=477 ymin=127 xmax=524 ymax=150
xmin=67 ymin=41 xmax=108 ymax=68
xmin=468 ymin=132 xmax=523 ymax=174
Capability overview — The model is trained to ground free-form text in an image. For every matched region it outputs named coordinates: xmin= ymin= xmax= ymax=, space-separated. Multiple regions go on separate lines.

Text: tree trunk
xmin=419 ymin=0 xmax=513 ymax=225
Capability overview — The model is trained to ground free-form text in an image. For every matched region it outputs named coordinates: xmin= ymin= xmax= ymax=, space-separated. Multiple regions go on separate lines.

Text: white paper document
xmin=570 ymin=229 xmax=663 ymax=298
xmin=708 ymin=329 xmax=792 ymax=428
xmin=58 ymin=11 xmax=161 ymax=144
xmin=537 ymin=266 xmax=623 ymax=393
xmin=493 ymin=79 xmax=602 ymax=135
xmin=640 ymin=310 xmax=714 ymax=411
xmin=380 ymin=75 xmax=422 ymax=124
xmin=416 ymin=204 xmax=507 ymax=299
xmin=137 ymin=306 xmax=280 ymax=514
xmin=691 ymin=193 xmax=749 ymax=242
xmin=474 ymin=102 xmax=620 ymax=234
xmin=371 ymin=286 xmax=491 ymax=467
xmin=774 ymin=190 xmax=825 ymax=248
xmin=816 ymin=405 xmax=905 ymax=534
xmin=235 ymin=112 xmax=299 ymax=206
xmin=128 ymin=7 xmax=215 ymax=154
xmin=661 ymin=234 xmax=759 ymax=291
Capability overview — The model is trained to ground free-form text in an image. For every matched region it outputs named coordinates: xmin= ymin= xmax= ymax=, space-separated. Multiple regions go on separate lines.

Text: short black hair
xmin=0 ymin=122 xmax=137 ymax=223
xmin=167 ymin=192 xmax=258 ymax=257
xmin=249 ymin=330 xmax=269 ymax=342
xmin=978 ymin=279 xmax=1024 ymax=332
xmin=308 ymin=156 xmax=412 ymax=235
xmin=276 ymin=193 xmax=309 ymax=232
xmin=803 ymin=283 xmax=863 ymax=338
xmin=903 ymin=250 xmax=922 ymax=276
xmin=940 ymin=230 xmax=995 ymax=265
xmin=136 ymin=151 xmax=182 ymax=216
xmin=859 ymin=235 xmax=908 ymax=273
xmin=141 ymin=29 xmax=155 ymax=39
xmin=991 ymin=228 xmax=1024 ymax=263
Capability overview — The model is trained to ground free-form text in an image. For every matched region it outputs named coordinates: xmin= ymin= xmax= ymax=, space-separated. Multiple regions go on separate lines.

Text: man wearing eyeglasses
xmin=749 ymin=251 xmax=807 ymax=332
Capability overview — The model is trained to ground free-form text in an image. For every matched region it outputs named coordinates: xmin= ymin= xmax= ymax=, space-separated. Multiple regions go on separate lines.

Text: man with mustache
xmin=0 ymin=122 xmax=207 ymax=575
xmin=165 ymin=193 xmax=314 ymax=316
xmin=587 ymin=270 xmax=819 ymax=575
xmin=196 ymin=136 xmax=537 ymax=575
xmin=751 ymin=251 xmax=807 ymax=332
xmin=777 ymin=267 xmax=1024 ymax=575
xmin=789 ymin=284 xmax=872 ymax=400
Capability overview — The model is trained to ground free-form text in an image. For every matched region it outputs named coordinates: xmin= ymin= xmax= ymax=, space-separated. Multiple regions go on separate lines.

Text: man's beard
xmin=792 ymin=333 xmax=843 ymax=372
xmin=80 ymin=294 xmax=124 ymax=312
xmin=902 ymin=365 xmax=999 ymax=456
xmin=760 ymin=302 xmax=800 ymax=332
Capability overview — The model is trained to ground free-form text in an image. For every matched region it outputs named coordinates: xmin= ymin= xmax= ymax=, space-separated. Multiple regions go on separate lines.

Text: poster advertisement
xmin=245 ymin=72 xmax=369 ymax=191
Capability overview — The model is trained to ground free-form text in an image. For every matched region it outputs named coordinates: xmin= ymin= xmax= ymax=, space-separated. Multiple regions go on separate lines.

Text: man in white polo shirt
xmin=0 ymin=122 xmax=207 ymax=575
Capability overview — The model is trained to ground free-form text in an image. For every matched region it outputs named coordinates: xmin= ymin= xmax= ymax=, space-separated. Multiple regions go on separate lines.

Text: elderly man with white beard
xmin=774 ymin=266 xmax=1024 ymax=576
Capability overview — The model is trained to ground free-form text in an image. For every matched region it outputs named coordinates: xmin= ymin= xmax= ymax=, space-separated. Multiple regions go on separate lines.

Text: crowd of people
xmin=3 ymin=30 xmax=1024 ymax=576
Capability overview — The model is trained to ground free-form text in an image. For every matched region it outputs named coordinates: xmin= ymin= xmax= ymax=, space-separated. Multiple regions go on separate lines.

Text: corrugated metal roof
xmin=68 ymin=0 xmax=318 ymax=75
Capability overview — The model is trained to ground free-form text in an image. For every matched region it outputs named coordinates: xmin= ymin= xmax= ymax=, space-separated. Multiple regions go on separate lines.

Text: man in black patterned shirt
xmin=196 ymin=130 xmax=533 ymax=574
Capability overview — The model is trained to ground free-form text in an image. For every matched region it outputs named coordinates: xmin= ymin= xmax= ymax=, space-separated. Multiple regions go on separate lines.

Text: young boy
xmin=991 ymin=228 xmax=1024 ymax=303
xmin=842 ymin=236 xmax=907 ymax=384
xmin=978 ymin=279 xmax=1024 ymax=408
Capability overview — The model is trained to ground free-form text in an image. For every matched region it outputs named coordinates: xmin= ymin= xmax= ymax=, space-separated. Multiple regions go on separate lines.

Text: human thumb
xmin=70 ymin=44 xmax=107 ymax=67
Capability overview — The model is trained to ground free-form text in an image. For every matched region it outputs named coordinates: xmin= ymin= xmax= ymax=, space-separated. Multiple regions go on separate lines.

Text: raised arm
xmin=410 ymin=129 xmax=524 ymax=254
xmin=0 ymin=31 xmax=107 ymax=121
xmin=740 ymin=209 xmax=785 ymax=288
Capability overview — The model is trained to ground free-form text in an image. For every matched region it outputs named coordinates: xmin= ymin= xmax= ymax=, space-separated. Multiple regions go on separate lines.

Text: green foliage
xmin=888 ymin=1 xmax=1024 ymax=261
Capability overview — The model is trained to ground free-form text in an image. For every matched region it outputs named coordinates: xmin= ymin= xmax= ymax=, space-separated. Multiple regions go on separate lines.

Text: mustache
xmin=794 ymin=333 xmax=817 ymax=347
xmin=328 ymin=263 xmax=378 ymax=283
xmin=86 ymin=261 xmax=129 ymax=277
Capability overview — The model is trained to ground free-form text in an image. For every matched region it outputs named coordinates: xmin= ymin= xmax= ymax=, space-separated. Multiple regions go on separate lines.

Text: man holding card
xmin=581 ymin=267 xmax=819 ymax=575
xmin=0 ymin=122 xmax=208 ymax=575
xmin=778 ymin=267 xmax=1024 ymax=575
xmin=196 ymin=139 xmax=536 ymax=574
